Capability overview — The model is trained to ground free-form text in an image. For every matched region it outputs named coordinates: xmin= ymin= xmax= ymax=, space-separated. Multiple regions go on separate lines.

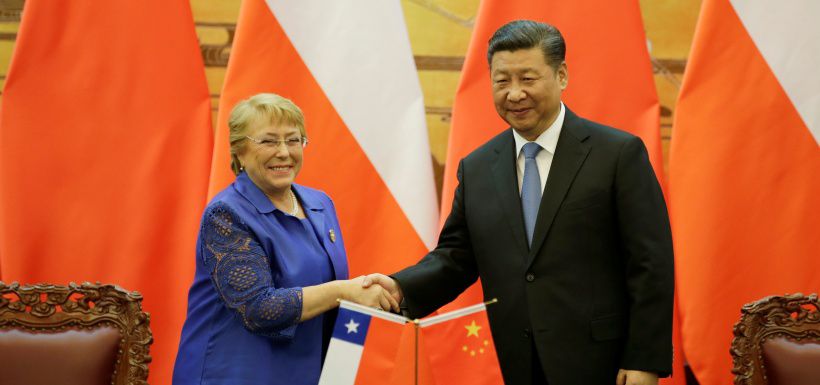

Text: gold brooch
xmin=329 ymin=229 xmax=336 ymax=243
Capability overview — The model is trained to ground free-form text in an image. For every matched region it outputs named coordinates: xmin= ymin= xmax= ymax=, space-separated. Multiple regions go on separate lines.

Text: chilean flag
xmin=207 ymin=0 xmax=438 ymax=275
xmin=670 ymin=1 xmax=820 ymax=384
xmin=319 ymin=301 xmax=408 ymax=385
xmin=210 ymin=3 xmax=438 ymax=382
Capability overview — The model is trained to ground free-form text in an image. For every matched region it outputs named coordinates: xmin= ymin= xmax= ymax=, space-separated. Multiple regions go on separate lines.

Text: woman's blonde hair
xmin=228 ymin=93 xmax=306 ymax=175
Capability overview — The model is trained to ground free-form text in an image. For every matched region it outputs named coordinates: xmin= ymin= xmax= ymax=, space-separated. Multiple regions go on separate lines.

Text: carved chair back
xmin=731 ymin=293 xmax=820 ymax=385
xmin=0 ymin=282 xmax=152 ymax=385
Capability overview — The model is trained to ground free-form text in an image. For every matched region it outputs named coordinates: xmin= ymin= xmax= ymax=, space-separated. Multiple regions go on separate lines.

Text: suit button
xmin=525 ymin=272 xmax=535 ymax=282
xmin=523 ymin=328 xmax=531 ymax=339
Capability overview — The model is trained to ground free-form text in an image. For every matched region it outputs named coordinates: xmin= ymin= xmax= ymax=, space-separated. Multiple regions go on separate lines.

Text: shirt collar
xmin=513 ymin=102 xmax=565 ymax=157
xmin=234 ymin=172 xmax=321 ymax=214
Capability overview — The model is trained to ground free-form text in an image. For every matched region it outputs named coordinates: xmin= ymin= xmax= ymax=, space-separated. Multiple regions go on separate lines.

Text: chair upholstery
xmin=731 ymin=293 xmax=820 ymax=385
xmin=0 ymin=282 xmax=152 ymax=385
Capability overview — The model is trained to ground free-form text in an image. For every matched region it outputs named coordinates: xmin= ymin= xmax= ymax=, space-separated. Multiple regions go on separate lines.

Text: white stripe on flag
xmin=730 ymin=0 xmax=820 ymax=144
xmin=418 ymin=302 xmax=488 ymax=327
xmin=265 ymin=0 xmax=438 ymax=249
xmin=339 ymin=299 xmax=408 ymax=324
xmin=318 ymin=339 xmax=364 ymax=385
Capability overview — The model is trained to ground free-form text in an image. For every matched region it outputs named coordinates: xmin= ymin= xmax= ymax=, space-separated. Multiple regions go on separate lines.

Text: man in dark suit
xmin=364 ymin=20 xmax=673 ymax=385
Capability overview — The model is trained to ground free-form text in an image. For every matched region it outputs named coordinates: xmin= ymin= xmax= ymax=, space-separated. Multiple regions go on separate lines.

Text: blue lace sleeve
xmin=200 ymin=202 xmax=303 ymax=340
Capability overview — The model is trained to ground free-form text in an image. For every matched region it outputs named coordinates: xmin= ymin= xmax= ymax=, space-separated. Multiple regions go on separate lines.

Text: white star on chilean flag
xmin=345 ymin=319 xmax=360 ymax=334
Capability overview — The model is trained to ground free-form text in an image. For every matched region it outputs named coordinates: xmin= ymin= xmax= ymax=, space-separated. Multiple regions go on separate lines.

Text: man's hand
xmin=361 ymin=273 xmax=403 ymax=305
xmin=616 ymin=370 xmax=658 ymax=385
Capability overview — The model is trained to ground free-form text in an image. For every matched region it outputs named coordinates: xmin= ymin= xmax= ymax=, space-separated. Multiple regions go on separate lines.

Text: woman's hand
xmin=300 ymin=276 xmax=400 ymax=322
xmin=361 ymin=273 xmax=403 ymax=304
xmin=342 ymin=276 xmax=400 ymax=312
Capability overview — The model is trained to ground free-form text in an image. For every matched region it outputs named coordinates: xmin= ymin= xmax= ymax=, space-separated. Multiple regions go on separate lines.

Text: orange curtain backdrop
xmin=670 ymin=1 xmax=820 ymax=385
xmin=0 ymin=1 xmax=213 ymax=384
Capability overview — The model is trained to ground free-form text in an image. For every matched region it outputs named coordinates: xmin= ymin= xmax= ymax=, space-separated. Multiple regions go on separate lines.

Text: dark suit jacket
xmin=393 ymin=108 xmax=674 ymax=385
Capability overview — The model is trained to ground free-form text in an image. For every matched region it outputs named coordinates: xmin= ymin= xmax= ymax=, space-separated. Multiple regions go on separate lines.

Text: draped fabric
xmin=670 ymin=1 xmax=820 ymax=384
xmin=207 ymin=1 xmax=438 ymax=383
xmin=0 ymin=1 xmax=213 ymax=383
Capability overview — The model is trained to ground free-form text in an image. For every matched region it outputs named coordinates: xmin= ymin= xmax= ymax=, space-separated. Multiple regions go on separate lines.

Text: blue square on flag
xmin=320 ymin=301 xmax=407 ymax=385
xmin=332 ymin=307 xmax=372 ymax=346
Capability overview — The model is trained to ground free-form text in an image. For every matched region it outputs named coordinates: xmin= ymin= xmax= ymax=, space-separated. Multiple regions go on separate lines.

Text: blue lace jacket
xmin=173 ymin=173 xmax=348 ymax=385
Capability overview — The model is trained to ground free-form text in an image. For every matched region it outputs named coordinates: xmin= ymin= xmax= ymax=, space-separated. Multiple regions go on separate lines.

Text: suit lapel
xmin=527 ymin=110 xmax=591 ymax=267
xmin=491 ymin=131 xmax=530 ymax=257
xmin=294 ymin=185 xmax=349 ymax=280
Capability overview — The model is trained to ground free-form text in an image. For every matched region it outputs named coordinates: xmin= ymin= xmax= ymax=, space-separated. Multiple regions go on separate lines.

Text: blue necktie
xmin=521 ymin=142 xmax=542 ymax=247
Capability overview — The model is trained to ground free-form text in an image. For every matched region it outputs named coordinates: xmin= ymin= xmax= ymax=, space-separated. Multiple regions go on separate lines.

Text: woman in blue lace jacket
xmin=173 ymin=93 xmax=398 ymax=385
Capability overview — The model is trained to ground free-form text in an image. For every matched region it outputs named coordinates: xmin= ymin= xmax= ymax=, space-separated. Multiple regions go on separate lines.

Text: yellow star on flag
xmin=465 ymin=320 xmax=482 ymax=338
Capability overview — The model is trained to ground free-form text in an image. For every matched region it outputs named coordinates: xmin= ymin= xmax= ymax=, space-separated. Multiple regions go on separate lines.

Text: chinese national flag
xmin=420 ymin=304 xmax=504 ymax=385
xmin=670 ymin=1 xmax=820 ymax=385
xmin=0 ymin=1 xmax=212 ymax=384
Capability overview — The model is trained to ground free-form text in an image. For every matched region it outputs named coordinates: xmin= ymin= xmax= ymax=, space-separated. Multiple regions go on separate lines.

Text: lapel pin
xmin=329 ymin=229 xmax=336 ymax=243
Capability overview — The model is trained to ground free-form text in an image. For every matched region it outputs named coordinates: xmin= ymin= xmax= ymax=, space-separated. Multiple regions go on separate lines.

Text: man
xmin=364 ymin=20 xmax=673 ymax=385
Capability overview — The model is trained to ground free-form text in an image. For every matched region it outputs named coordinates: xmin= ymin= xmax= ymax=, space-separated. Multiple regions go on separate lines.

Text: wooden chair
xmin=0 ymin=282 xmax=152 ymax=385
xmin=731 ymin=293 xmax=820 ymax=385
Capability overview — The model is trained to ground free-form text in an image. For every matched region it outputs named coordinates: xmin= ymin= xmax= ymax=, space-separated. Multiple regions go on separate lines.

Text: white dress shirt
xmin=513 ymin=102 xmax=565 ymax=195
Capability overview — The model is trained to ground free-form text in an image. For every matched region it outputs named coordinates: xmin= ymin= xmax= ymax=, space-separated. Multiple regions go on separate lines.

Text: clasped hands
xmin=340 ymin=273 xmax=403 ymax=313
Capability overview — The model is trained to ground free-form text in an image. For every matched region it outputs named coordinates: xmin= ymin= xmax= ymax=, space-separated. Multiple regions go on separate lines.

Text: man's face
xmin=490 ymin=47 xmax=567 ymax=141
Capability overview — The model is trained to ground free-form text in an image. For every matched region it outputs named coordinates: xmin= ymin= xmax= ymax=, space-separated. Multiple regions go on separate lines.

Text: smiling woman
xmin=173 ymin=93 xmax=401 ymax=385
xmin=229 ymin=94 xmax=307 ymax=213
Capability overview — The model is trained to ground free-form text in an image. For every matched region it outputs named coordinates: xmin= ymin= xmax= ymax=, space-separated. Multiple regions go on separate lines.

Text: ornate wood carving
xmin=730 ymin=293 xmax=820 ymax=385
xmin=0 ymin=281 xmax=153 ymax=385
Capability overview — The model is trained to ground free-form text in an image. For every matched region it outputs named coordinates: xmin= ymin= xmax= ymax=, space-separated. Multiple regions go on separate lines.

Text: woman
xmin=173 ymin=93 xmax=397 ymax=385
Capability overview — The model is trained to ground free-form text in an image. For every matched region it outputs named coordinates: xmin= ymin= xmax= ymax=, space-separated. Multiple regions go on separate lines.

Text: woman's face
xmin=237 ymin=122 xmax=304 ymax=197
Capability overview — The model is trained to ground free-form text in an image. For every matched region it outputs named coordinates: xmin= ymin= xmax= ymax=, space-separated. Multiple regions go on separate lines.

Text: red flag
xmin=419 ymin=303 xmax=504 ymax=385
xmin=670 ymin=1 xmax=820 ymax=385
xmin=0 ymin=1 xmax=212 ymax=384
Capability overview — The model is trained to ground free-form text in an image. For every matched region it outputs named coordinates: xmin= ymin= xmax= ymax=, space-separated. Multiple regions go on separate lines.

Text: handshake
xmin=340 ymin=273 xmax=404 ymax=313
